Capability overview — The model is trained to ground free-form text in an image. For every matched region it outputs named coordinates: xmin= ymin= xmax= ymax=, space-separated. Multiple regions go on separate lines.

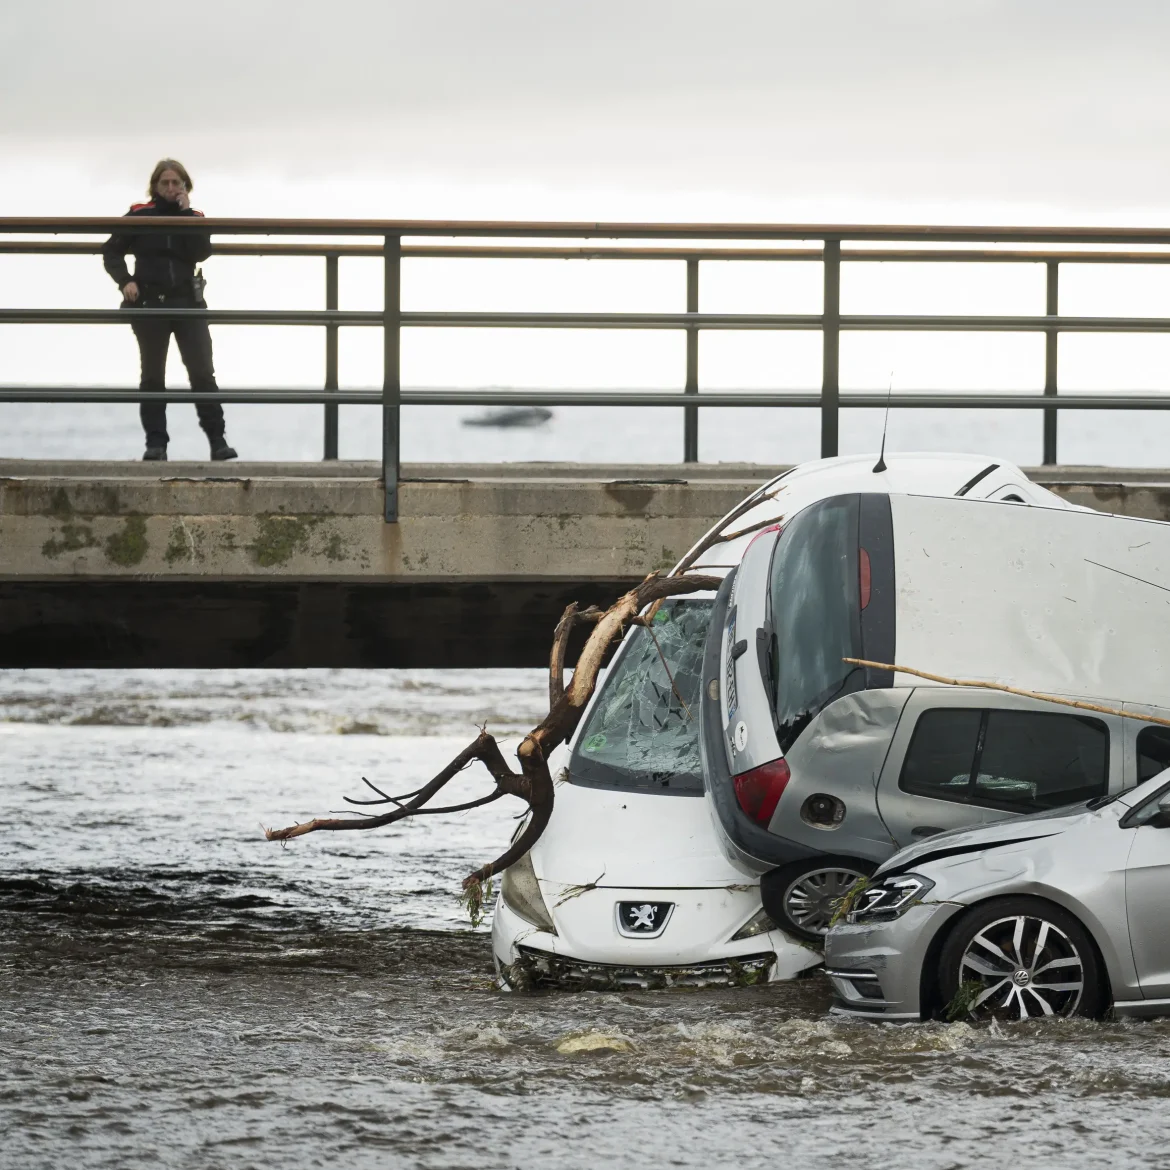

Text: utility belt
xmin=134 ymin=267 xmax=207 ymax=305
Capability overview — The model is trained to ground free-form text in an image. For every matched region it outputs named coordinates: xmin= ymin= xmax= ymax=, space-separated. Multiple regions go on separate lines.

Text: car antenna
xmin=872 ymin=372 xmax=893 ymax=473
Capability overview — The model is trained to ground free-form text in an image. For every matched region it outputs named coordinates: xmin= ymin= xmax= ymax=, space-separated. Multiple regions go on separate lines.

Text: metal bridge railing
xmin=5 ymin=218 xmax=1170 ymax=521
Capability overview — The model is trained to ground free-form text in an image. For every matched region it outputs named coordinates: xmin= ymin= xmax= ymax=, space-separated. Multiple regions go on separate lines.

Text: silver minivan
xmin=701 ymin=491 xmax=1170 ymax=940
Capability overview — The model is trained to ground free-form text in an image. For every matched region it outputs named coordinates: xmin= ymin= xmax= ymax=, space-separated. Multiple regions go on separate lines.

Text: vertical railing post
xmin=821 ymin=239 xmax=841 ymax=458
xmin=683 ymin=258 xmax=699 ymax=463
xmin=1043 ymin=260 xmax=1059 ymax=466
xmin=383 ymin=235 xmax=402 ymax=523
xmin=323 ymin=253 xmax=339 ymax=460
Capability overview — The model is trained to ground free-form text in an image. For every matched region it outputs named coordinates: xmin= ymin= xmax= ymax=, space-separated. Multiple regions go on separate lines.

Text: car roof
xmin=679 ymin=451 xmax=1060 ymax=575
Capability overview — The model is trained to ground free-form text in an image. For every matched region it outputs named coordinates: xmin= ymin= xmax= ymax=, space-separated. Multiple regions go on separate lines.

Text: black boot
xmin=143 ymin=445 xmax=168 ymax=461
xmin=210 ymin=439 xmax=238 ymax=461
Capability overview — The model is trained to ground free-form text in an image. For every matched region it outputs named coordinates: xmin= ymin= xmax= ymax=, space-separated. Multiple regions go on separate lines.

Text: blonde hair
xmin=148 ymin=159 xmax=193 ymax=198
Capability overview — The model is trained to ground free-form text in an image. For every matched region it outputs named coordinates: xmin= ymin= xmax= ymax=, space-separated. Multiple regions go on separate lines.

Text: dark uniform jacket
xmin=102 ymin=197 xmax=211 ymax=296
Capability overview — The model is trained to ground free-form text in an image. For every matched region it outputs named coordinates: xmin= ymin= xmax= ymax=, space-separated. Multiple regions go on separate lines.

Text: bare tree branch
xmin=265 ymin=571 xmax=720 ymax=889
xmin=672 ymin=483 xmax=786 ymax=575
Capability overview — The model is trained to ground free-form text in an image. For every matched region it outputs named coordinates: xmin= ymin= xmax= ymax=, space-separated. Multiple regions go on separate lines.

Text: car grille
xmin=505 ymin=946 xmax=776 ymax=990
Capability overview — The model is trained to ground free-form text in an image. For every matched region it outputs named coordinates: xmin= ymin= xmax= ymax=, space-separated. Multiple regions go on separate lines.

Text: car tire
xmin=761 ymin=856 xmax=876 ymax=943
xmin=938 ymin=896 xmax=1106 ymax=1021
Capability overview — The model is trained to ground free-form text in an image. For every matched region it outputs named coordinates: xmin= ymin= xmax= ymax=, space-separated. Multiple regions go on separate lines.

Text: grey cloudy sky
xmin=3 ymin=1 xmax=1169 ymax=219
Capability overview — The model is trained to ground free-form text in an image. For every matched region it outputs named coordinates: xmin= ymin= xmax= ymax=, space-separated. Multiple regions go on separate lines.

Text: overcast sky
xmin=4 ymin=0 xmax=1170 ymax=221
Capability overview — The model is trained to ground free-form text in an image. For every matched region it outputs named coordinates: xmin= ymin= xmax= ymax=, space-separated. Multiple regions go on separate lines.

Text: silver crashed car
xmin=824 ymin=758 xmax=1170 ymax=1021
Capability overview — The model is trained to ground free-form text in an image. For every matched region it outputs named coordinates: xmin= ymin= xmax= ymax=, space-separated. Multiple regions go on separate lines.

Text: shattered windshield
xmin=569 ymin=599 xmax=713 ymax=795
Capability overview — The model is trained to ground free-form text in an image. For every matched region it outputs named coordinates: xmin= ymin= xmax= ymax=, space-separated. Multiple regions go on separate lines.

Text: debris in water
xmin=947 ymin=979 xmax=986 ymax=1021
xmin=459 ymin=875 xmax=494 ymax=928
xmin=555 ymin=1030 xmax=636 ymax=1055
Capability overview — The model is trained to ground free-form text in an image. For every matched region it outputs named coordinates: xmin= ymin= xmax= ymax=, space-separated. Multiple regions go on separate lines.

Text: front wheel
xmin=938 ymin=897 xmax=1106 ymax=1021
xmin=761 ymin=856 xmax=876 ymax=943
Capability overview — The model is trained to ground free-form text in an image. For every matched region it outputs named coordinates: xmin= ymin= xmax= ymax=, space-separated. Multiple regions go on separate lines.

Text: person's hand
xmin=175 ymin=189 xmax=190 ymax=211
xmin=123 ymin=281 xmax=139 ymax=302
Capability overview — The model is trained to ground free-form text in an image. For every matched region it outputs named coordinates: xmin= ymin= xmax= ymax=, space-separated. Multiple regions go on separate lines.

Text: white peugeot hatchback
xmin=491 ymin=453 xmax=1075 ymax=988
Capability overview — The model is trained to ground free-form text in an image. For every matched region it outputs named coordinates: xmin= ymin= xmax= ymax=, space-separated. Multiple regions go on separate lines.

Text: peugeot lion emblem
xmin=616 ymin=901 xmax=674 ymax=938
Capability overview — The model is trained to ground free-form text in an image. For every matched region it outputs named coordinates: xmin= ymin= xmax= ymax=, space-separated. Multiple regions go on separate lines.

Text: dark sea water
xmin=4 ymin=669 xmax=1170 ymax=1170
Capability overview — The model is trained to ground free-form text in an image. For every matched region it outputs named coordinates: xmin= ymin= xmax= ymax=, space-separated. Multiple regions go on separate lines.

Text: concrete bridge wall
xmin=3 ymin=460 xmax=1169 ymax=668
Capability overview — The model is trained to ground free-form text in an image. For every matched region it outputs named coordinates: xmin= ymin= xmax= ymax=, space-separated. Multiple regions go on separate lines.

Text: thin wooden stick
xmin=843 ymin=658 xmax=1170 ymax=728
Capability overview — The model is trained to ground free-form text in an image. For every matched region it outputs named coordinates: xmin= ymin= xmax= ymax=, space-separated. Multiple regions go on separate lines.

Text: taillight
xmin=859 ymin=547 xmax=872 ymax=609
xmin=733 ymin=758 xmax=791 ymax=826
xmin=745 ymin=522 xmax=783 ymax=553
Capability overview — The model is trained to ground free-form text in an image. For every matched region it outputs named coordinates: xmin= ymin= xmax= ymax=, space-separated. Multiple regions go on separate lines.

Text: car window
xmin=1137 ymin=725 xmax=1170 ymax=783
xmin=976 ymin=711 xmax=1108 ymax=809
xmin=898 ymin=708 xmax=983 ymax=795
xmin=900 ymin=708 xmax=1108 ymax=812
xmin=569 ymin=600 xmax=712 ymax=795
xmin=767 ymin=495 xmax=862 ymax=751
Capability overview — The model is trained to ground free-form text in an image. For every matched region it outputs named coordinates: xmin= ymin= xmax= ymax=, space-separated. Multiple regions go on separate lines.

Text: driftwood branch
xmin=266 ymin=571 xmax=720 ymax=888
xmin=843 ymin=657 xmax=1170 ymax=728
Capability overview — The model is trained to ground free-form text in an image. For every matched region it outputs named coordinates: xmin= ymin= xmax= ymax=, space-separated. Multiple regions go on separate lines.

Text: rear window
xmin=767 ymin=495 xmax=863 ymax=751
xmin=900 ymin=707 xmax=1109 ymax=812
xmin=569 ymin=599 xmax=712 ymax=795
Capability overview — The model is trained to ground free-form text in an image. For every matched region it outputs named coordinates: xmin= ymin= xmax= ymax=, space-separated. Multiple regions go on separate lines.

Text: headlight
xmin=846 ymin=874 xmax=935 ymax=923
xmin=731 ymin=906 xmax=777 ymax=940
xmin=501 ymin=851 xmax=557 ymax=935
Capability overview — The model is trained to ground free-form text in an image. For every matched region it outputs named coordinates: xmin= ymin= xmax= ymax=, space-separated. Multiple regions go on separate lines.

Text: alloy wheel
xmin=783 ymin=867 xmax=867 ymax=935
xmin=957 ymin=914 xmax=1085 ymax=1020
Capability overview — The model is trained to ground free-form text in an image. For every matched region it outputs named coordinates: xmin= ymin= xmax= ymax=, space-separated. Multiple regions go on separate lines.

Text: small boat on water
xmin=461 ymin=406 xmax=553 ymax=428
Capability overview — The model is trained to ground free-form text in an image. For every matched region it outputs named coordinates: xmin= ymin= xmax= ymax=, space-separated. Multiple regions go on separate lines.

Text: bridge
xmin=5 ymin=218 xmax=1170 ymax=666
xmin=2 ymin=459 xmax=1168 ymax=667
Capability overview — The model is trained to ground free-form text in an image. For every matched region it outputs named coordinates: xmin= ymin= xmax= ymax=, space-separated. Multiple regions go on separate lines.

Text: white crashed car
xmin=491 ymin=453 xmax=1075 ymax=988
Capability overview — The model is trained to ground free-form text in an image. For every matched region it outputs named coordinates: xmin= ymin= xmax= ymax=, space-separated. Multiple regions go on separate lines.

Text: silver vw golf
xmin=824 ymin=762 xmax=1170 ymax=1021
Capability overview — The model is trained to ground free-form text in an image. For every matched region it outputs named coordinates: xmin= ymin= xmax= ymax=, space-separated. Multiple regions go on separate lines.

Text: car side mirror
xmin=1146 ymin=797 xmax=1170 ymax=829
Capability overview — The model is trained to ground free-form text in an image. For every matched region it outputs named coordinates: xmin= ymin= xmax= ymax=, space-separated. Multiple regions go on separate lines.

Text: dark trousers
xmin=128 ymin=294 xmax=225 ymax=447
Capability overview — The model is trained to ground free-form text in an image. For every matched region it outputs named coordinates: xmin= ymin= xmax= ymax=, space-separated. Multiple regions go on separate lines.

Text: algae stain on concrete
xmin=48 ymin=488 xmax=74 ymax=520
xmin=105 ymin=515 xmax=148 ymax=566
xmin=164 ymin=521 xmax=198 ymax=565
xmin=320 ymin=532 xmax=348 ymax=563
xmin=42 ymin=523 xmax=98 ymax=558
xmin=654 ymin=545 xmax=677 ymax=571
xmin=248 ymin=514 xmax=323 ymax=567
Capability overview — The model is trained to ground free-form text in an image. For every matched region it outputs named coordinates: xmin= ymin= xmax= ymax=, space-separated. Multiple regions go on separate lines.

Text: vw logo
xmin=616 ymin=901 xmax=674 ymax=938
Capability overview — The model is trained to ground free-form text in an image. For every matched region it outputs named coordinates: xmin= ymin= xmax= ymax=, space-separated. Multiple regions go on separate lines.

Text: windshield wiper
xmin=1086 ymin=793 xmax=1122 ymax=810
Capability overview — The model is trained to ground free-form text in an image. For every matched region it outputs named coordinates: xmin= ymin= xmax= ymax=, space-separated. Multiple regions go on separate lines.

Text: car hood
xmin=874 ymin=803 xmax=1094 ymax=877
xmin=530 ymin=780 xmax=754 ymax=888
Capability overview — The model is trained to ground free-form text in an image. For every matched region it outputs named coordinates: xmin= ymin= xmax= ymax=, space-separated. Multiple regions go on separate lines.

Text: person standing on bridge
xmin=102 ymin=160 xmax=237 ymax=462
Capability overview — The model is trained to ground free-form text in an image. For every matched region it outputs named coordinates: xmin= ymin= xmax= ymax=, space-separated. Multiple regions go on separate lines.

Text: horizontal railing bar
xmin=8 ymin=239 xmax=1170 ymax=264
xmin=6 ymin=386 xmax=1170 ymax=409
xmin=10 ymin=308 xmax=1170 ymax=333
xmin=9 ymin=217 xmax=1170 ymax=245
xmin=0 ymin=308 xmax=385 ymax=326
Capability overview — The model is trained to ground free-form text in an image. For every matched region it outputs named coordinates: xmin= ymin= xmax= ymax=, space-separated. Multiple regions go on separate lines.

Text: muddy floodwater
xmin=4 ymin=669 xmax=1170 ymax=1169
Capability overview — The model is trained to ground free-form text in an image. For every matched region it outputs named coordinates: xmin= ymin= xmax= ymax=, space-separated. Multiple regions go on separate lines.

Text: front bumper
xmin=823 ymin=900 xmax=964 ymax=1020
xmin=491 ymin=884 xmax=822 ymax=989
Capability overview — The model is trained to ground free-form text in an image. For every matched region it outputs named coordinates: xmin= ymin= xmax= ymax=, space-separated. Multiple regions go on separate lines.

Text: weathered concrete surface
xmin=0 ymin=469 xmax=753 ymax=582
xmin=2 ymin=460 xmax=1169 ymax=668
xmin=5 ymin=460 xmax=1170 ymax=583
